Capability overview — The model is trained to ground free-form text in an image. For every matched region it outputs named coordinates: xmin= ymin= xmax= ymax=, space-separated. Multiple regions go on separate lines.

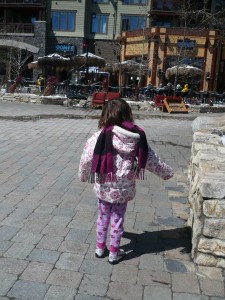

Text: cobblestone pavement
xmin=0 ymin=102 xmax=224 ymax=300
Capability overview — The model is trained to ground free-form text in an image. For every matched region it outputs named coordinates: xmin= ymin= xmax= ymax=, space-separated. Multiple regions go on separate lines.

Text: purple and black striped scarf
xmin=90 ymin=121 xmax=148 ymax=183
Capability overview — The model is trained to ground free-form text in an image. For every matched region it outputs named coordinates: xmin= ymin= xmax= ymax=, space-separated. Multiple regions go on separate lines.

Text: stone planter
xmin=188 ymin=115 xmax=225 ymax=268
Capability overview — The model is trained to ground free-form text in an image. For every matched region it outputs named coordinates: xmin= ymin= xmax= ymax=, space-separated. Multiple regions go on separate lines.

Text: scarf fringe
xmin=88 ymin=172 xmax=113 ymax=184
xmin=135 ymin=168 xmax=145 ymax=180
xmin=88 ymin=173 xmax=96 ymax=184
xmin=89 ymin=169 xmax=145 ymax=184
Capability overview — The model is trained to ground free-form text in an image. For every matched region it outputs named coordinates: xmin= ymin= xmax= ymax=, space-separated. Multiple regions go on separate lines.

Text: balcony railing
xmin=0 ymin=0 xmax=44 ymax=5
xmin=0 ymin=23 xmax=34 ymax=34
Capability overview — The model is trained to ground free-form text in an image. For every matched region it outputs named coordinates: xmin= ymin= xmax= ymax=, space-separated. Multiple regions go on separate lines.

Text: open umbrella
xmin=103 ymin=60 xmax=149 ymax=75
xmin=165 ymin=65 xmax=202 ymax=79
xmin=70 ymin=52 xmax=105 ymax=68
xmin=28 ymin=53 xmax=71 ymax=70
xmin=28 ymin=61 xmax=39 ymax=70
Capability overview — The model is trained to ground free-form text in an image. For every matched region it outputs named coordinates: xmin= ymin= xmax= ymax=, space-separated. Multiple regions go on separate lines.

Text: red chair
xmin=107 ymin=92 xmax=121 ymax=101
xmin=91 ymin=92 xmax=107 ymax=108
xmin=154 ymin=95 xmax=167 ymax=111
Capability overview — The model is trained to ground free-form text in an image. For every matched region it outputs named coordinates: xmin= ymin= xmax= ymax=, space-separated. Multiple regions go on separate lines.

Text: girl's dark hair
xmin=98 ymin=99 xmax=133 ymax=129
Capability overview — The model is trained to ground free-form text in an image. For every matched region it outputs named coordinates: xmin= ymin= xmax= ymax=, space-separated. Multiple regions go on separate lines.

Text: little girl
xmin=78 ymin=99 xmax=173 ymax=264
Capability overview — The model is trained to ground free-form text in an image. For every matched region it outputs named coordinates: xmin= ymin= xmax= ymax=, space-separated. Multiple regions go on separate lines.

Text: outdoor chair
xmin=107 ymin=92 xmax=121 ymax=101
xmin=91 ymin=92 xmax=107 ymax=108
xmin=154 ymin=95 xmax=167 ymax=111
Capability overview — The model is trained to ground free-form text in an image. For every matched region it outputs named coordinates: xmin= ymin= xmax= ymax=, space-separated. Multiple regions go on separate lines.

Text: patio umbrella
xmin=165 ymin=65 xmax=202 ymax=79
xmin=70 ymin=52 xmax=106 ymax=68
xmin=28 ymin=53 xmax=71 ymax=70
xmin=103 ymin=60 xmax=149 ymax=75
xmin=28 ymin=61 xmax=39 ymax=70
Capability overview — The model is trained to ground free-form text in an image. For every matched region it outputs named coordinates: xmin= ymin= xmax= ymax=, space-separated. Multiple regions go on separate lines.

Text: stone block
xmin=79 ymin=274 xmax=109 ymax=297
xmin=28 ymin=248 xmax=61 ymax=264
xmin=55 ymin=253 xmax=83 ymax=271
xmin=20 ymin=261 xmax=53 ymax=282
xmin=195 ymin=253 xmax=225 ymax=268
xmin=58 ymin=240 xmax=89 ymax=254
xmin=144 ymin=285 xmax=172 ymax=300
xmin=46 ymin=269 xmax=82 ymax=288
xmin=0 ymin=226 xmax=20 ymax=241
xmin=203 ymin=218 xmax=225 ymax=239
xmin=203 ymin=200 xmax=225 ymax=218
xmin=44 ymin=285 xmax=77 ymax=300
xmin=196 ymin=265 xmax=224 ymax=280
xmin=0 ymin=272 xmax=17 ymax=296
xmin=7 ymin=280 xmax=49 ymax=300
xmin=199 ymin=278 xmax=225 ymax=297
xmin=37 ymin=235 xmax=64 ymax=251
xmin=173 ymin=293 xmax=209 ymax=300
xmin=0 ymin=257 xmax=28 ymax=275
xmin=111 ymin=264 xmax=138 ymax=284
xmin=107 ymin=281 xmax=143 ymax=300
xmin=139 ymin=254 xmax=164 ymax=271
xmin=195 ymin=132 xmax=222 ymax=146
xmin=192 ymin=142 xmax=225 ymax=158
xmin=198 ymin=237 xmax=225 ymax=257
xmin=137 ymin=269 xmax=171 ymax=287
xmin=200 ymin=177 xmax=225 ymax=199
xmin=171 ymin=273 xmax=200 ymax=294
xmin=192 ymin=115 xmax=225 ymax=132
xmin=4 ymin=242 xmax=34 ymax=259
xmin=79 ymin=259 xmax=112 ymax=276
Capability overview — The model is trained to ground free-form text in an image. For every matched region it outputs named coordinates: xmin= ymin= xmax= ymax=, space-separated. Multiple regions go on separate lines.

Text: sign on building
xmin=55 ymin=44 xmax=77 ymax=54
xmin=177 ymin=39 xmax=196 ymax=50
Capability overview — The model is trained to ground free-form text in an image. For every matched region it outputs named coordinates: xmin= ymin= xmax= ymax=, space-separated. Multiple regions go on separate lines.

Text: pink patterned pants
xmin=96 ymin=199 xmax=127 ymax=253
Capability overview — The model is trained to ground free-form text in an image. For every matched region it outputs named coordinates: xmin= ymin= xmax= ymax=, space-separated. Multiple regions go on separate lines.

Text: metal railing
xmin=0 ymin=23 xmax=34 ymax=34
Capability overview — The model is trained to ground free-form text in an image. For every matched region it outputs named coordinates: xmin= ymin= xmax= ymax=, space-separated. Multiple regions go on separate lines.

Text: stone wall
xmin=188 ymin=115 xmax=225 ymax=268
xmin=0 ymin=92 xmax=42 ymax=104
xmin=0 ymin=92 xmax=67 ymax=105
xmin=0 ymin=92 xmax=155 ymax=110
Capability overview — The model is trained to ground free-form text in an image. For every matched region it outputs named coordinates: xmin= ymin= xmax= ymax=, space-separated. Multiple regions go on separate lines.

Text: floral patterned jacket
xmin=78 ymin=125 xmax=174 ymax=203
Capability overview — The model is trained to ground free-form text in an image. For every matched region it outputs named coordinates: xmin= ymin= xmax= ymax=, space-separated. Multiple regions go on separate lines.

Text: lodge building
xmin=119 ymin=27 xmax=225 ymax=92
xmin=0 ymin=0 xmax=224 ymax=93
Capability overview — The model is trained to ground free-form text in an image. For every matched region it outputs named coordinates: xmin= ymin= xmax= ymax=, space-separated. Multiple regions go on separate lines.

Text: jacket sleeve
xmin=78 ymin=132 xmax=98 ymax=182
xmin=145 ymin=146 xmax=174 ymax=180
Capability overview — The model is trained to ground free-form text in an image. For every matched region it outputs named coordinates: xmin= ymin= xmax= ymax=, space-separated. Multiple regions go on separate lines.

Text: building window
xmin=92 ymin=0 xmax=109 ymax=3
xmin=91 ymin=14 xmax=108 ymax=34
xmin=152 ymin=0 xmax=174 ymax=10
xmin=51 ymin=11 xmax=76 ymax=31
xmin=121 ymin=15 xmax=145 ymax=31
xmin=155 ymin=21 xmax=172 ymax=27
xmin=123 ymin=0 xmax=147 ymax=5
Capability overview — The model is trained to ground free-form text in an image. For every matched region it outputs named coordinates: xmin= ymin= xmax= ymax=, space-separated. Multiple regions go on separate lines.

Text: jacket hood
xmin=112 ymin=125 xmax=140 ymax=154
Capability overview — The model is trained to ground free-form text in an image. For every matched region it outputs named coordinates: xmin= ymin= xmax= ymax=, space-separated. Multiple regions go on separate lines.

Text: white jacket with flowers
xmin=78 ymin=125 xmax=173 ymax=203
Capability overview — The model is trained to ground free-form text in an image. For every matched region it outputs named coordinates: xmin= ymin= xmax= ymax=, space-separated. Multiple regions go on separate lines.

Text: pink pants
xmin=96 ymin=199 xmax=127 ymax=253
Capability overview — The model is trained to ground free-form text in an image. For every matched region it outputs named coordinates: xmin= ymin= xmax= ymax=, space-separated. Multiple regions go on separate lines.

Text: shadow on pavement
xmin=122 ymin=227 xmax=192 ymax=261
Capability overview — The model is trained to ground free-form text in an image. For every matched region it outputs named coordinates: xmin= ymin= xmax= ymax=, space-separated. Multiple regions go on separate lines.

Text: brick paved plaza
xmin=0 ymin=102 xmax=224 ymax=299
